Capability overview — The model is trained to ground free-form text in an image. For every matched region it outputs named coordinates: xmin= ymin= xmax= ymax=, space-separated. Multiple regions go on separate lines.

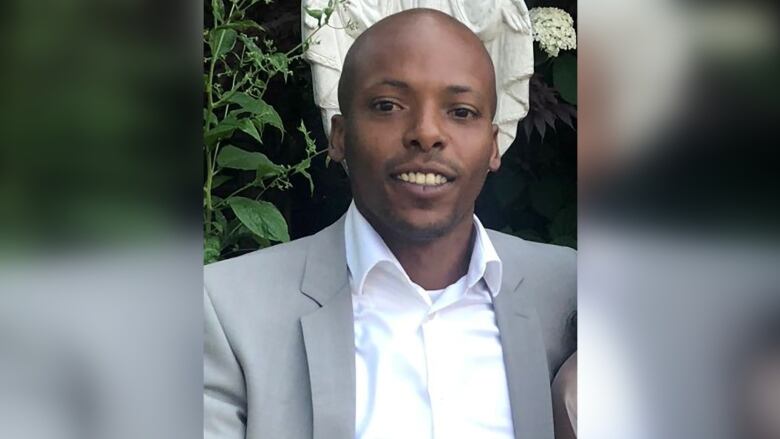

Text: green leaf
xmin=226 ymin=93 xmax=284 ymax=136
xmin=323 ymin=6 xmax=334 ymax=17
xmin=209 ymin=28 xmax=237 ymax=59
xmin=295 ymin=159 xmax=314 ymax=194
xmin=211 ymin=174 xmax=232 ymax=189
xmin=205 ymin=115 xmax=240 ymax=146
xmin=267 ymin=52 xmax=290 ymax=75
xmin=226 ymin=92 xmax=264 ymax=113
xmin=221 ymin=219 xmax=243 ymax=246
xmin=251 ymin=234 xmax=271 ymax=249
xmin=204 ymin=234 xmax=221 ymax=264
xmin=254 ymin=107 xmax=284 ymax=136
xmin=304 ymin=7 xmax=323 ymax=21
xmin=297 ymin=120 xmax=317 ymax=154
xmin=301 ymin=169 xmax=314 ymax=195
xmin=213 ymin=208 xmax=228 ymax=235
xmin=211 ymin=0 xmax=224 ymax=24
xmin=217 ymin=145 xmax=282 ymax=178
xmin=216 ymin=20 xmax=265 ymax=32
xmin=227 ymin=197 xmax=290 ymax=242
xmin=238 ymin=119 xmax=262 ymax=142
xmin=240 ymin=35 xmax=265 ymax=65
xmin=553 ymin=54 xmax=577 ymax=105
xmin=204 ymin=109 xmax=217 ymax=127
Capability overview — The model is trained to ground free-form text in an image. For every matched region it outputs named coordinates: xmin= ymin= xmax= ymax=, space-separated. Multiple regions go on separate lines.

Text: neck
xmin=378 ymin=216 xmax=476 ymax=291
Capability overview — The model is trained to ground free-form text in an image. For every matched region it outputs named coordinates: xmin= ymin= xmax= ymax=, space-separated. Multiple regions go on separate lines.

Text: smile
xmin=393 ymin=172 xmax=451 ymax=186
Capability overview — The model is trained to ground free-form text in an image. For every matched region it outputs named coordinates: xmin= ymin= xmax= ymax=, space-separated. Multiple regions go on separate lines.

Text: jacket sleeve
xmin=204 ymin=286 xmax=247 ymax=439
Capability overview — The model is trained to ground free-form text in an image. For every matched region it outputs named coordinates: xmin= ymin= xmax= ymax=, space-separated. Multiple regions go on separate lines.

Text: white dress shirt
xmin=345 ymin=202 xmax=514 ymax=439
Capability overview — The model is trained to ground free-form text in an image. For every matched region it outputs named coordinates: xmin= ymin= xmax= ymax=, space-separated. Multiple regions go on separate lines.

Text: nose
xmin=402 ymin=105 xmax=447 ymax=152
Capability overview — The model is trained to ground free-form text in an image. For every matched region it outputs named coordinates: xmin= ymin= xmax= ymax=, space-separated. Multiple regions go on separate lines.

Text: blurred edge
xmin=579 ymin=0 xmax=780 ymax=438
xmin=0 ymin=0 xmax=203 ymax=438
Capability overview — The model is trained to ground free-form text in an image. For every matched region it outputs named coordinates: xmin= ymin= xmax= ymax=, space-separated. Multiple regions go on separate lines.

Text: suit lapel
xmin=297 ymin=222 xmax=555 ymax=439
xmin=492 ymin=238 xmax=555 ymax=439
xmin=299 ymin=216 xmax=356 ymax=439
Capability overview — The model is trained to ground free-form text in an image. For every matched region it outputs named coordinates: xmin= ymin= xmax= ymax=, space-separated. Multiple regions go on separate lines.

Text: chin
xmin=390 ymin=210 xmax=461 ymax=242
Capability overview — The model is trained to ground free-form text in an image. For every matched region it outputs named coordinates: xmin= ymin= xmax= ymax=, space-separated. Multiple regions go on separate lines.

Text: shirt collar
xmin=467 ymin=215 xmax=503 ymax=297
xmin=344 ymin=202 xmax=401 ymax=296
xmin=344 ymin=201 xmax=503 ymax=297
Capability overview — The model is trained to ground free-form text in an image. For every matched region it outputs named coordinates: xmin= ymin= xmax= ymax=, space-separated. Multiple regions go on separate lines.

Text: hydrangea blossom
xmin=529 ymin=7 xmax=577 ymax=58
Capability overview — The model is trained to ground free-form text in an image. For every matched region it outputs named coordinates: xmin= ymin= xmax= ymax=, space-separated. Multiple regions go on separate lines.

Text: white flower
xmin=529 ymin=7 xmax=577 ymax=58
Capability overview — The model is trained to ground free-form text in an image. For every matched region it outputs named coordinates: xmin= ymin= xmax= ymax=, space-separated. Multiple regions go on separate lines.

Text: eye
xmin=450 ymin=107 xmax=479 ymax=120
xmin=371 ymin=100 xmax=401 ymax=112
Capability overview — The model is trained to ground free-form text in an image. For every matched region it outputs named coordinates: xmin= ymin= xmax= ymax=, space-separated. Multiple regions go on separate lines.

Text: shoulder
xmin=203 ymin=231 xmax=324 ymax=325
xmin=488 ymin=229 xmax=577 ymax=367
xmin=203 ymin=213 xmax=346 ymax=319
xmin=203 ymin=230 xmax=338 ymax=379
xmin=487 ymin=229 xmax=576 ymax=305
xmin=204 ymin=233 xmax=314 ymax=289
xmin=486 ymin=229 xmax=576 ymax=276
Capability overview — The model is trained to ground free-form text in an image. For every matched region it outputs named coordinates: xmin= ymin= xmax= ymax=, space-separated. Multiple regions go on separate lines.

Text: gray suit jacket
xmin=205 ymin=215 xmax=576 ymax=439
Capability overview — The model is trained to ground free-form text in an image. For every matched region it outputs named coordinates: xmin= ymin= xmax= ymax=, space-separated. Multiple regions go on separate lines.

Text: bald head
xmin=337 ymin=8 xmax=497 ymax=118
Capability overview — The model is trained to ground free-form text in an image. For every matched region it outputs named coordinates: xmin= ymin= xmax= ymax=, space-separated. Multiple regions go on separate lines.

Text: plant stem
xmin=218 ymin=180 xmax=259 ymax=207
xmin=205 ymin=0 xmax=238 ymax=235
xmin=214 ymin=148 xmax=328 ymax=209
xmin=256 ymin=149 xmax=328 ymax=198
xmin=211 ymin=47 xmax=246 ymax=182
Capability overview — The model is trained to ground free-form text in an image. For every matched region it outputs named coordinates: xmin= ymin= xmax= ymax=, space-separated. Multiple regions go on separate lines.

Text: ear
xmin=329 ymin=114 xmax=346 ymax=163
xmin=488 ymin=124 xmax=501 ymax=172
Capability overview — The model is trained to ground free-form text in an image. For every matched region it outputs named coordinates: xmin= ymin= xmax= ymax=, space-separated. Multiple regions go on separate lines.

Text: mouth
xmin=392 ymin=171 xmax=452 ymax=187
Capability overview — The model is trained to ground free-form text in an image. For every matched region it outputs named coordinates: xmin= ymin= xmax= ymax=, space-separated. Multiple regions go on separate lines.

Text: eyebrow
xmin=368 ymin=80 xmax=481 ymax=96
xmin=368 ymin=79 xmax=410 ymax=90
xmin=445 ymin=84 xmax=476 ymax=95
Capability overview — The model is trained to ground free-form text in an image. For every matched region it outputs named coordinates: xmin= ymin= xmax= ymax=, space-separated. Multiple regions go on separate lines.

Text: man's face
xmin=331 ymin=19 xmax=500 ymax=241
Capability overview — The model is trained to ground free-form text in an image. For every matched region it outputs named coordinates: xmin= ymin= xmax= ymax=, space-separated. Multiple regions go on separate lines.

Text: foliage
xmin=203 ymin=0 xmax=577 ymax=261
xmin=203 ymin=0 xmax=340 ymax=263
xmin=478 ymin=1 xmax=577 ymax=248
xmin=524 ymin=5 xmax=577 ymax=142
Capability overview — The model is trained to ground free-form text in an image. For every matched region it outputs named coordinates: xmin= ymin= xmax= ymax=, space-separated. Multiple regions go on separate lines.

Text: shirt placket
xmin=421 ymin=302 xmax=443 ymax=439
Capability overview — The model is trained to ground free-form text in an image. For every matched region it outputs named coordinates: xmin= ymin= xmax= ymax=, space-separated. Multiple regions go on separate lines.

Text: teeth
xmin=396 ymin=172 xmax=448 ymax=186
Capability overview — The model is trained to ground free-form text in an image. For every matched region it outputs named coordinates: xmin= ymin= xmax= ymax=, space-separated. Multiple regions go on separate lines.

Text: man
xmin=205 ymin=8 xmax=576 ymax=439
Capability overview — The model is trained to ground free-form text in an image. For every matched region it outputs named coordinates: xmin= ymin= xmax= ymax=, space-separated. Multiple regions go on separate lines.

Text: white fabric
xmin=345 ymin=202 xmax=514 ymax=439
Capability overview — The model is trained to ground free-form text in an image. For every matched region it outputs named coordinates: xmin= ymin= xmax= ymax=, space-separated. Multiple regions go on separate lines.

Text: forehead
xmin=352 ymin=22 xmax=495 ymax=97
